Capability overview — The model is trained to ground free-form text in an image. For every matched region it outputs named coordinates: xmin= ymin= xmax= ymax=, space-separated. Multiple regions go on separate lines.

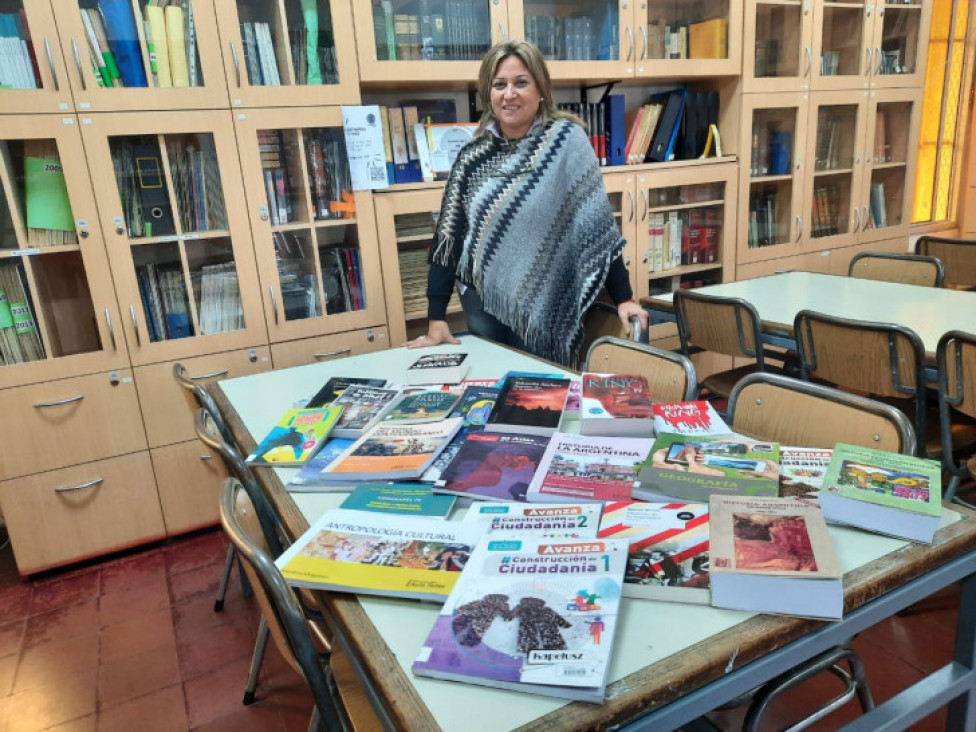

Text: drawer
xmin=270 ymin=327 xmax=390 ymax=370
xmin=0 ymin=452 xmax=165 ymax=575
xmin=134 ymin=346 xmax=273 ymax=448
xmin=0 ymin=370 xmax=147 ymax=480
xmin=151 ymin=440 xmax=228 ymax=536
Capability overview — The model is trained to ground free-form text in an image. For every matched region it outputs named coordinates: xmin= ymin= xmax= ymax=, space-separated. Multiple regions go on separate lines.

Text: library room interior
xmin=1 ymin=1 xmax=976 ymax=730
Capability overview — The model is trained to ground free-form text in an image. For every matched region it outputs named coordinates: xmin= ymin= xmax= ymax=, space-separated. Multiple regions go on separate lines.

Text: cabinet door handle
xmin=71 ymin=39 xmax=86 ymax=91
xmin=852 ymin=206 xmax=861 ymax=232
xmin=189 ymin=369 xmax=229 ymax=380
xmin=230 ymin=41 xmax=241 ymax=87
xmin=876 ymin=46 xmax=883 ymax=74
xmin=44 ymin=38 xmax=60 ymax=91
xmin=639 ymin=25 xmax=647 ymax=61
xmin=104 ymin=308 xmax=116 ymax=351
xmin=200 ymin=454 xmax=213 ymax=461
xmin=498 ymin=23 xmax=507 ymax=42
xmin=314 ymin=348 xmax=352 ymax=360
xmin=640 ymin=189 xmax=649 ymax=222
xmin=34 ymin=394 xmax=84 ymax=408
xmin=130 ymin=304 xmax=141 ymax=347
xmin=625 ymin=26 xmax=634 ymax=62
xmin=55 ymin=477 xmax=103 ymax=493
xmin=804 ymin=46 xmax=813 ymax=78
xmin=863 ymin=205 xmax=870 ymax=227
xmin=627 ymin=189 xmax=635 ymax=222
xmin=269 ymin=286 xmax=278 ymax=325
xmin=865 ymin=47 xmax=873 ymax=76
xmin=795 ymin=215 xmax=803 ymax=242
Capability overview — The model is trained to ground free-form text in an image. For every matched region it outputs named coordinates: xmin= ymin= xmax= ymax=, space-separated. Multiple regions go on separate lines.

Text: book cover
xmin=420 ymin=430 xmax=468 ymax=483
xmin=597 ymin=501 xmax=710 ymax=603
xmin=427 ymin=123 xmax=477 ymax=179
xmin=449 ymin=386 xmax=500 ymax=430
xmin=275 ymin=508 xmax=485 ymax=601
xmin=636 ymin=433 xmax=780 ymax=503
xmin=435 ymin=431 xmax=551 ymax=502
xmin=525 ymin=432 xmax=652 ymax=504
xmin=485 ymin=376 xmax=572 ymax=437
xmin=778 ymin=446 xmax=834 ymax=499
xmin=329 ymin=385 xmax=401 ymax=438
xmin=818 ymin=443 xmax=942 ymax=544
xmin=462 ymin=502 xmax=602 ymax=539
xmin=688 ymin=17 xmax=727 ymax=59
xmin=651 ymin=400 xmax=730 ymax=435
xmin=412 ymin=534 xmax=629 ymax=701
xmin=709 ymin=495 xmax=843 ymax=619
xmin=405 ymin=352 xmax=470 ymax=385
xmin=579 ymin=372 xmax=654 ymax=436
xmin=339 ymin=483 xmax=456 ymax=519
xmin=245 ymin=405 xmax=343 ymax=467
xmin=287 ymin=438 xmax=356 ymax=491
xmin=383 ymin=390 xmax=461 ymax=424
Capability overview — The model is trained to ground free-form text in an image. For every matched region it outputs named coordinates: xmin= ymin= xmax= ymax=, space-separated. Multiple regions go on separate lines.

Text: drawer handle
xmin=200 ymin=454 xmax=213 ymax=461
xmin=55 ymin=477 xmax=103 ymax=493
xmin=314 ymin=348 xmax=351 ymax=360
xmin=190 ymin=370 xmax=229 ymax=381
xmin=34 ymin=394 xmax=84 ymax=408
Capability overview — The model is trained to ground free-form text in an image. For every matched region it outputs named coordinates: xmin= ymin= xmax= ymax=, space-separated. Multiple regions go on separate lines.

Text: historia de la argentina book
xmin=709 ymin=494 xmax=843 ymax=619
xmin=245 ymin=405 xmax=344 ymax=467
xmin=382 ymin=390 xmax=460 ymax=424
xmin=484 ymin=375 xmax=572 ymax=436
xmin=818 ymin=443 xmax=942 ymax=544
xmin=329 ymin=384 xmax=401 ymax=438
xmin=274 ymin=509 xmax=485 ymax=601
xmin=462 ymin=501 xmax=602 ymax=539
xmin=434 ymin=431 xmax=551 ymax=502
xmin=597 ymin=501 xmax=710 ymax=604
xmin=317 ymin=418 xmax=464 ymax=482
xmin=635 ymin=433 xmax=780 ymax=503
xmin=411 ymin=534 xmax=629 ymax=702
xmin=339 ymin=483 xmax=456 ymax=519
xmin=405 ymin=352 xmax=470 ymax=385
xmin=651 ymin=400 xmax=730 ymax=435
xmin=525 ymin=432 xmax=653 ymax=504
xmin=579 ymin=372 xmax=654 ymax=436
xmin=778 ymin=446 xmax=834 ymax=499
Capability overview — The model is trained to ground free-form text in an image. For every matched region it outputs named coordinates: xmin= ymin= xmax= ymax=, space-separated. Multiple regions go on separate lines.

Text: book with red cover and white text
xmin=579 ymin=372 xmax=654 ymax=436
xmin=651 ymin=400 xmax=730 ymax=436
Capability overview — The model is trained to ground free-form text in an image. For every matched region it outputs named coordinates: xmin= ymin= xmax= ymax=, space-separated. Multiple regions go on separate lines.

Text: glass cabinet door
xmin=602 ymin=172 xmax=640 ymax=298
xmin=52 ymin=0 xmax=229 ymax=111
xmin=743 ymin=0 xmax=816 ymax=92
xmin=811 ymin=0 xmax=870 ymax=90
xmin=215 ymin=0 xmax=359 ymax=106
xmin=867 ymin=1 xmax=929 ymax=89
xmin=80 ymin=110 xmax=264 ymax=365
xmin=0 ymin=1 xmax=75 ymax=114
xmin=235 ymin=107 xmax=386 ymax=342
xmin=638 ymin=0 xmax=741 ymax=78
xmin=0 ymin=115 xmax=125 ymax=388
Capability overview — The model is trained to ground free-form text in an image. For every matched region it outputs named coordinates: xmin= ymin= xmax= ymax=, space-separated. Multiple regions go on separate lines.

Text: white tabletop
xmin=649 ymin=271 xmax=976 ymax=355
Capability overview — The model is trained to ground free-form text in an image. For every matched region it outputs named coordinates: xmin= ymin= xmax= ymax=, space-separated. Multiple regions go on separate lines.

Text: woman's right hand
xmin=405 ymin=320 xmax=462 ymax=349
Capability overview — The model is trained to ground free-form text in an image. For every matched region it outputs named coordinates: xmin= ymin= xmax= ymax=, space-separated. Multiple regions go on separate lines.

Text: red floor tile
xmin=163 ymin=532 xmax=229 ymax=577
xmin=0 ymin=618 xmax=25 ymax=659
xmin=28 ymin=570 xmax=100 ymax=616
xmin=167 ymin=563 xmax=226 ymax=606
xmin=22 ymin=598 xmax=99 ymax=650
xmin=13 ymin=633 xmax=99 ymax=694
xmin=0 ymin=582 xmax=33 ymax=621
xmin=45 ymin=714 xmax=96 ymax=732
xmin=189 ymin=703 xmax=285 ymax=732
xmin=97 ymin=644 xmax=181 ymax=709
xmin=0 ymin=654 xmax=16 ymax=697
xmin=176 ymin=616 xmax=256 ymax=681
xmin=184 ymin=655 xmax=256 ymax=728
xmin=95 ymin=684 xmax=188 ymax=732
xmin=98 ymin=607 xmax=176 ymax=665
xmin=98 ymin=580 xmax=171 ymax=630
xmin=4 ymin=675 xmax=97 ymax=732
xmin=99 ymin=550 xmax=167 ymax=598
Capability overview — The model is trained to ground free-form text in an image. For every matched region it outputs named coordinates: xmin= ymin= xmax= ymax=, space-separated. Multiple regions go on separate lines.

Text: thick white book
xmin=405 ymin=352 xmax=470 ymax=385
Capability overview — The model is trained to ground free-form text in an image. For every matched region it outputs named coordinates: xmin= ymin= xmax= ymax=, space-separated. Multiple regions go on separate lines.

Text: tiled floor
xmin=0 ymin=489 xmax=971 ymax=732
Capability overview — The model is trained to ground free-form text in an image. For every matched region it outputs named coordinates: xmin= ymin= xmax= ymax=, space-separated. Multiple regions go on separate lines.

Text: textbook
xmin=708 ymin=494 xmax=843 ymax=619
xmin=651 ymin=400 xmax=730 ymax=436
xmin=405 ymin=352 xmax=470 ymax=385
xmin=434 ymin=431 xmax=551 ymax=502
xmin=412 ymin=534 xmax=629 ymax=701
xmin=449 ymin=385 xmax=500 ymax=430
xmin=462 ymin=501 xmax=602 ymax=539
xmin=525 ymin=432 xmax=653 ymax=504
xmin=329 ymin=385 xmax=401 ymax=438
xmin=484 ymin=376 xmax=572 ymax=437
xmin=635 ymin=433 xmax=780 ymax=503
xmin=383 ymin=390 xmax=460 ymax=424
xmin=597 ymin=501 xmax=710 ymax=603
xmin=275 ymin=509 xmax=485 ymax=601
xmin=579 ymin=372 xmax=654 ymax=437
xmin=818 ymin=443 xmax=942 ymax=544
xmin=339 ymin=483 xmax=456 ymax=519
xmin=318 ymin=418 xmax=464 ymax=482
xmin=306 ymin=376 xmax=388 ymax=408
xmin=286 ymin=438 xmax=356 ymax=490
xmin=245 ymin=405 xmax=343 ymax=467
xmin=778 ymin=446 xmax=834 ymax=499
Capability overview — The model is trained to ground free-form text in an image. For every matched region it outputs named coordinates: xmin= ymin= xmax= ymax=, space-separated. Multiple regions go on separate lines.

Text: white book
xmin=462 ymin=501 xmax=602 ymax=538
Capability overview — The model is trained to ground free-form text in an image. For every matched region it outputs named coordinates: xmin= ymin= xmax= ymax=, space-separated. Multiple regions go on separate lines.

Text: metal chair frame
xmin=847 ymin=251 xmax=945 ymax=287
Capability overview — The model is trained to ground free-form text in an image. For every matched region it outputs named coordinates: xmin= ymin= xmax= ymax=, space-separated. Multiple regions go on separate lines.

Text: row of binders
xmin=0 ymin=11 xmax=38 ymax=89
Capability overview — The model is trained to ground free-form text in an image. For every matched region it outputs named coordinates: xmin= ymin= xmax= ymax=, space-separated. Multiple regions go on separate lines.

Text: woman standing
xmin=407 ymin=40 xmax=646 ymax=367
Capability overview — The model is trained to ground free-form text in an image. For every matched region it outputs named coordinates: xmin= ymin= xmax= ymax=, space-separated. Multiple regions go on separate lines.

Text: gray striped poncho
xmin=431 ymin=117 xmax=625 ymax=367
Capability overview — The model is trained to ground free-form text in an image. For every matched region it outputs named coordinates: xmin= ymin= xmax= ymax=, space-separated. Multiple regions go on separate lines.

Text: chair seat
xmin=701 ymin=364 xmax=787 ymax=400
xmin=873 ymin=399 xmax=976 ymax=460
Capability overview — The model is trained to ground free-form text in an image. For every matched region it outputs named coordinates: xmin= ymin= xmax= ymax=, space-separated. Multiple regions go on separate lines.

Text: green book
xmin=340 ymin=482 xmax=455 ymax=519
xmin=819 ymin=443 xmax=942 ymax=544
xmin=383 ymin=390 xmax=460 ymax=424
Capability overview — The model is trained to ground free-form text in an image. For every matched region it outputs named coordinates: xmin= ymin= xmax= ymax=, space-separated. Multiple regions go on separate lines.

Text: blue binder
xmin=98 ymin=0 xmax=148 ymax=88
xmin=605 ymin=94 xmax=626 ymax=166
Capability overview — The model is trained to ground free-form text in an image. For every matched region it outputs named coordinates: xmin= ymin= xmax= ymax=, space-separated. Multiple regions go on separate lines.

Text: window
xmin=912 ymin=0 xmax=974 ymax=225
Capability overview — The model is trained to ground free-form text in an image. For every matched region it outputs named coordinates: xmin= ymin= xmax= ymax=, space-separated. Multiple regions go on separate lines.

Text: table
xmin=211 ymin=335 xmax=976 ymax=731
xmin=641 ymin=271 xmax=976 ymax=360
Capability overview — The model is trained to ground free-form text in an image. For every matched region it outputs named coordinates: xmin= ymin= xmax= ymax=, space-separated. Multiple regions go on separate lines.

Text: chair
xmin=584 ymin=336 xmax=697 ymax=403
xmin=219 ymin=477 xmax=352 ymax=732
xmin=937 ymin=330 xmax=976 ymax=507
xmin=915 ymin=235 xmax=976 ymax=290
xmin=793 ymin=309 xmax=932 ymax=458
xmin=673 ymin=289 xmax=786 ymax=399
xmin=174 ymin=362 xmax=245 ymax=612
xmin=848 ymin=251 xmax=945 ymax=287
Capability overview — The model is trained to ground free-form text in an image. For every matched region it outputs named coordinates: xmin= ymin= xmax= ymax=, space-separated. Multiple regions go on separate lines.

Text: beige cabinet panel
xmin=0 ymin=452 xmax=165 ymax=575
xmin=0 ymin=370 xmax=147 ymax=480
xmin=134 ymin=346 xmax=272 ymax=448
xmin=270 ymin=327 xmax=390 ymax=370
xmin=151 ymin=440 xmax=227 ymax=535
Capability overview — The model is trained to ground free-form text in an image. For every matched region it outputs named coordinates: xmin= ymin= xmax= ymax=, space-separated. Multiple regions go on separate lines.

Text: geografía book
xmin=435 ymin=431 xmax=551 ymax=502
xmin=462 ymin=501 xmax=602 ymax=539
xmin=245 ymin=405 xmax=344 ymax=467
xmin=411 ymin=535 xmax=629 ymax=701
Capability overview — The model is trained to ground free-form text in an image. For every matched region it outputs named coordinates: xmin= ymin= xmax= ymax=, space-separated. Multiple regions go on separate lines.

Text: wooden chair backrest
xmin=848 ymin=251 xmax=944 ymax=287
xmin=916 ymin=236 xmax=976 ymax=289
xmin=584 ymin=337 xmax=697 ymax=403
xmin=673 ymin=290 xmax=762 ymax=361
xmin=727 ymin=373 xmax=916 ymax=454
xmin=938 ymin=330 xmax=976 ymax=421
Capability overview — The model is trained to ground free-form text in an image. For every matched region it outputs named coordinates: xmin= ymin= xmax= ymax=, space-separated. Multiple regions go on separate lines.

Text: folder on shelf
xmin=605 ymin=94 xmax=626 ymax=166
xmin=688 ymin=18 xmax=727 ymax=59
xmin=145 ymin=5 xmax=171 ymax=87
xmin=648 ymin=88 xmax=686 ymax=163
xmin=98 ymin=0 xmax=147 ymax=87
xmin=164 ymin=5 xmax=189 ymax=88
